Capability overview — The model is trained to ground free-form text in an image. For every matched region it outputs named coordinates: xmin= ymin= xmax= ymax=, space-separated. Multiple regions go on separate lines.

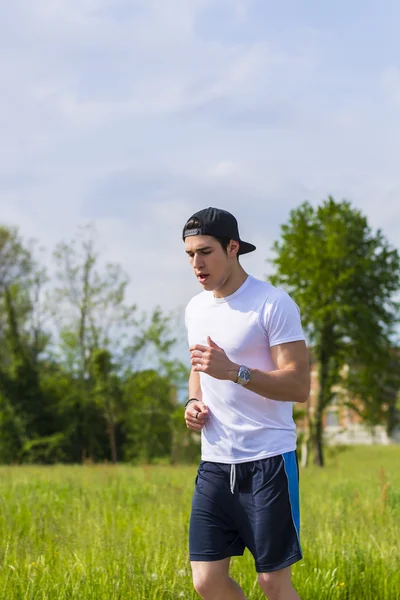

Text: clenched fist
xmin=190 ymin=336 xmax=238 ymax=381
xmin=185 ymin=399 xmax=209 ymax=431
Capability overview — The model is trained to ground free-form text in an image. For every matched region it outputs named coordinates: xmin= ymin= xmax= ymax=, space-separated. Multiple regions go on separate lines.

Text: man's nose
xmin=193 ymin=254 xmax=204 ymax=268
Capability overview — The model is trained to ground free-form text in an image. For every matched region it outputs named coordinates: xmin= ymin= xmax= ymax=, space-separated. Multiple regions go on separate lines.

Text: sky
xmin=1 ymin=0 xmax=400 ymax=322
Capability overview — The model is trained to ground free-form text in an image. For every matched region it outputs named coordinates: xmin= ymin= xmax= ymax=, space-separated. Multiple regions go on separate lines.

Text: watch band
xmin=236 ymin=365 xmax=251 ymax=386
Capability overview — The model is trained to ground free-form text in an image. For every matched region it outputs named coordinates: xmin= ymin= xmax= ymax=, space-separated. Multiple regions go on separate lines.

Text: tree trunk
xmin=300 ymin=437 xmax=309 ymax=469
xmin=313 ymin=328 xmax=333 ymax=467
xmin=386 ymin=387 xmax=399 ymax=439
xmin=313 ymin=400 xmax=324 ymax=466
xmin=5 ymin=287 xmax=24 ymax=360
xmin=300 ymin=403 xmax=312 ymax=468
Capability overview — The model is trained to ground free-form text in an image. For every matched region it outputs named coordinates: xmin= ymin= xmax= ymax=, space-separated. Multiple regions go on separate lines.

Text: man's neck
xmin=213 ymin=268 xmax=249 ymax=299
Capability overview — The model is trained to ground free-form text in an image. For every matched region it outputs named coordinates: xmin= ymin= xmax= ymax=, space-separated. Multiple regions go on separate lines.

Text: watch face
xmin=238 ymin=365 xmax=251 ymax=385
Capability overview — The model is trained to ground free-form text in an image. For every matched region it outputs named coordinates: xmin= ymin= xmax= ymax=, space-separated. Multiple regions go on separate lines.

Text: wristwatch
xmin=236 ymin=365 xmax=251 ymax=386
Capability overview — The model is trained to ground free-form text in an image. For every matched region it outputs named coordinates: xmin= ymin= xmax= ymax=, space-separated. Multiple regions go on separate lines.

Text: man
xmin=182 ymin=207 xmax=310 ymax=600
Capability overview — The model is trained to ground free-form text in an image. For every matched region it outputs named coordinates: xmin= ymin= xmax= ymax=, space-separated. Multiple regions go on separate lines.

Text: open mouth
xmin=197 ymin=274 xmax=209 ymax=284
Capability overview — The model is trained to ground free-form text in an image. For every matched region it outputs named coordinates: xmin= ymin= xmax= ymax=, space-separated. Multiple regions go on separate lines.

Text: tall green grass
xmin=0 ymin=446 xmax=399 ymax=599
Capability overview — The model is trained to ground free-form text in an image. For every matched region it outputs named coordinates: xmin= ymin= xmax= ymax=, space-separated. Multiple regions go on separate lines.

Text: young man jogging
xmin=182 ymin=207 xmax=310 ymax=600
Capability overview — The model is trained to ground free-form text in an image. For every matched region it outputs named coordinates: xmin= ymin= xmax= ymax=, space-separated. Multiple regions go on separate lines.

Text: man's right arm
xmin=185 ymin=369 xmax=208 ymax=431
xmin=188 ymin=368 xmax=202 ymax=401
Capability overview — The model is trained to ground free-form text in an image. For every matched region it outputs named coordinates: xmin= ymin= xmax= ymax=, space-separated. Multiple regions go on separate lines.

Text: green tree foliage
xmin=270 ymin=197 xmax=400 ymax=466
xmin=122 ymin=369 xmax=175 ymax=463
xmin=0 ymin=223 xmax=189 ymax=465
xmin=50 ymin=226 xmax=138 ymax=462
xmin=0 ymin=228 xmax=54 ymax=462
xmin=48 ymin=225 xmax=187 ymax=464
xmin=170 ymin=404 xmax=201 ymax=465
xmin=52 ymin=225 xmax=137 ymax=376
xmin=0 ymin=226 xmax=31 ymax=291
xmin=91 ymin=349 xmax=123 ymax=464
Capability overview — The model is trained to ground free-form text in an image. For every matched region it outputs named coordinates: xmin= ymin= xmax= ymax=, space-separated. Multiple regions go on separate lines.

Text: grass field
xmin=0 ymin=446 xmax=399 ymax=600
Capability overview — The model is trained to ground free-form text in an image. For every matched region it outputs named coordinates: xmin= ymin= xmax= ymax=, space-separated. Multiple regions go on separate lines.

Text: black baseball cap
xmin=182 ymin=207 xmax=256 ymax=256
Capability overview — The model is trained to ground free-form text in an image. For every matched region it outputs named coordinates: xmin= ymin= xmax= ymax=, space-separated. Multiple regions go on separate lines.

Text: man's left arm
xmin=238 ymin=340 xmax=310 ymax=403
xmin=190 ymin=338 xmax=310 ymax=404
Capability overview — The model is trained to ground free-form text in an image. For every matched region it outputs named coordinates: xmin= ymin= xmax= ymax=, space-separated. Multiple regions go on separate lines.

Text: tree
xmin=270 ymin=197 xmax=400 ymax=466
xmin=0 ymin=223 xmax=189 ymax=464
xmin=0 ymin=226 xmax=33 ymax=380
xmin=0 ymin=226 xmax=32 ymax=292
xmin=91 ymin=348 xmax=123 ymax=464
xmin=52 ymin=225 xmax=137 ymax=378
xmin=122 ymin=369 xmax=175 ymax=463
xmin=51 ymin=225 xmax=137 ymax=461
xmin=0 ymin=227 xmax=46 ymax=463
xmin=50 ymin=225 xmax=182 ymax=463
xmin=128 ymin=307 xmax=178 ymax=372
xmin=170 ymin=404 xmax=201 ymax=465
xmin=0 ymin=271 xmax=60 ymax=464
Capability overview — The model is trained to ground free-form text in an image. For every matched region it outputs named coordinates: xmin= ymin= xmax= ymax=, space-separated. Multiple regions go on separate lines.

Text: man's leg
xmin=258 ymin=566 xmax=300 ymax=600
xmin=235 ymin=454 xmax=302 ymax=599
xmin=191 ymin=558 xmax=248 ymax=600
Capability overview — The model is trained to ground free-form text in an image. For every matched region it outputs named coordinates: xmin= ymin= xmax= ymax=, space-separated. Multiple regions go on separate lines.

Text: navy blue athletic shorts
xmin=189 ymin=451 xmax=302 ymax=573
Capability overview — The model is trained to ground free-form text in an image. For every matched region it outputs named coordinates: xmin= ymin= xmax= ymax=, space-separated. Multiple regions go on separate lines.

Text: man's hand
xmin=190 ymin=336 xmax=238 ymax=381
xmin=185 ymin=400 xmax=209 ymax=431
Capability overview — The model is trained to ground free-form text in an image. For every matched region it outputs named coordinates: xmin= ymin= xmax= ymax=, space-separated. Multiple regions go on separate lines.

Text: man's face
xmin=185 ymin=235 xmax=238 ymax=292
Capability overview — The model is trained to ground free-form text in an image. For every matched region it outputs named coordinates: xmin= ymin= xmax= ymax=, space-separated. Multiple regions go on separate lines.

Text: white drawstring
xmin=230 ymin=464 xmax=236 ymax=494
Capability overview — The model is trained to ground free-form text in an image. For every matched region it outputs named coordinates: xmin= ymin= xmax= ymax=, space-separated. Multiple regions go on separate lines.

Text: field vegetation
xmin=0 ymin=446 xmax=399 ymax=599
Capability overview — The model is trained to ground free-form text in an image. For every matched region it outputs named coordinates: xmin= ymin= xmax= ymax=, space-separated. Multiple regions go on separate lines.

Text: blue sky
xmin=1 ymin=0 xmax=399 ymax=316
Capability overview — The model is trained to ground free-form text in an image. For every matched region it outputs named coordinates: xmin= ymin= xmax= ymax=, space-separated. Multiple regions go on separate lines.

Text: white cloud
xmin=0 ymin=0 xmax=399 ymax=319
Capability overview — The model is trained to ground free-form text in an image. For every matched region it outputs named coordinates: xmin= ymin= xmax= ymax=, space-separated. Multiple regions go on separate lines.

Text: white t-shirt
xmin=185 ymin=275 xmax=305 ymax=464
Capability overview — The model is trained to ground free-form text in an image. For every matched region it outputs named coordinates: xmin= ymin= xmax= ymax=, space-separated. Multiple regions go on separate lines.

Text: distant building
xmin=296 ymin=357 xmax=400 ymax=445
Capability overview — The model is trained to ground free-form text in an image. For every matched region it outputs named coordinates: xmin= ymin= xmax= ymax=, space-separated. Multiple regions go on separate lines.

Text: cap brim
xmin=238 ymin=241 xmax=256 ymax=255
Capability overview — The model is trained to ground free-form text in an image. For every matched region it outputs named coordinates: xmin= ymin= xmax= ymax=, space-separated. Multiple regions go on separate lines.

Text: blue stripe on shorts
xmin=282 ymin=451 xmax=302 ymax=554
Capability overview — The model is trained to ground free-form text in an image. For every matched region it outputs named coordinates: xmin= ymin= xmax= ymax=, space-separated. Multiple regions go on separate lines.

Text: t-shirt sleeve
xmin=260 ymin=289 xmax=305 ymax=347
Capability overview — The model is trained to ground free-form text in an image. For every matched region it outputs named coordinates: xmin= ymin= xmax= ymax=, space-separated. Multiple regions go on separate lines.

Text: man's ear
xmin=229 ymin=240 xmax=240 ymax=258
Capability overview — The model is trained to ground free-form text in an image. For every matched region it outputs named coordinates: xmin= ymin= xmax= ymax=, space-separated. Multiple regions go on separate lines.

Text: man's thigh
xmin=236 ymin=452 xmax=302 ymax=573
xmin=190 ymin=461 xmax=245 ymax=562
